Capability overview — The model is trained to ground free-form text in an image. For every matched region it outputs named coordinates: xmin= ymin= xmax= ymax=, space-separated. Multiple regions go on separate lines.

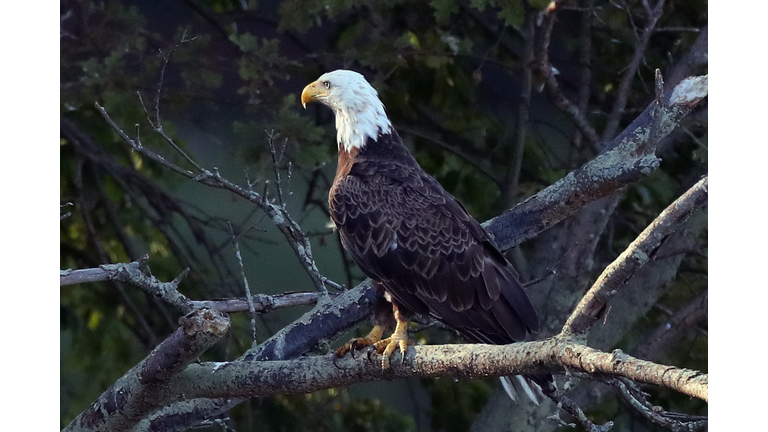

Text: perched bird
xmin=301 ymin=70 xmax=549 ymax=399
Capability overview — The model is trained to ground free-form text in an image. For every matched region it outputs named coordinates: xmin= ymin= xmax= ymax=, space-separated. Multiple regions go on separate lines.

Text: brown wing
xmin=330 ymin=140 xmax=539 ymax=344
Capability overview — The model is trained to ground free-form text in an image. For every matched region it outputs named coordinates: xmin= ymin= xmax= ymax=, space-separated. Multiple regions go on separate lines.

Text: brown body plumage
xmin=329 ymin=130 xmax=540 ymax=347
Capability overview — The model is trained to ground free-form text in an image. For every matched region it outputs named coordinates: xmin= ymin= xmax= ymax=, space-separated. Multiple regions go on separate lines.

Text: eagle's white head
xmin=301 ymin=70 xmax=393 ymax=153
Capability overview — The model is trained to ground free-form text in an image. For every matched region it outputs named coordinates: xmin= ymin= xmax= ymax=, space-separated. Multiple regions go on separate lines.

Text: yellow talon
xmin=372 ymin=313 xmax=412 ymax=369
xmin=335 ymin=301 xmax=413 ymax=369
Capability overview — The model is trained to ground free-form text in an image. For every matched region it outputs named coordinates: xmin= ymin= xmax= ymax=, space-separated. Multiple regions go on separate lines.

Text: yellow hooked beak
xmin=301 ymin=81 xmax=326 ymax=109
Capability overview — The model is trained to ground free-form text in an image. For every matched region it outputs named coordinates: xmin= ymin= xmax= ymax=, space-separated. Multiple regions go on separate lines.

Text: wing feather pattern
xmin=330 ymin=132 xmax=540 ymax=345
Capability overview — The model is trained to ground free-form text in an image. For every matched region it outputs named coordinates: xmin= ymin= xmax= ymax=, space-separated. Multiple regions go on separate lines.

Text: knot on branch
xmin=611 ymin=349 xmax=630 ymax=365
xmin=179 ymin=308 xmax=231 ymax=337
xmin=254 ymin=294 xmax=276 ymax=313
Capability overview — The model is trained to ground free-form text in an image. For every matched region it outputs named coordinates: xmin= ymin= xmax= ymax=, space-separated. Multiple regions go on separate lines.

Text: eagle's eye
xmin=322 ymin=81 xmax=331 ymax=90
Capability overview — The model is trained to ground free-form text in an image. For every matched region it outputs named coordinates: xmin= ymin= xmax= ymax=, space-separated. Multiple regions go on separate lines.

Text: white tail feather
xmin=499 ymin=376 xmax=541 ymax=405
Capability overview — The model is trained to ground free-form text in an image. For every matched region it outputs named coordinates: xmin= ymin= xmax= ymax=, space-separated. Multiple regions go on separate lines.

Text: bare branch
xmin=228 ymin=222 xmax=258 ymax=342
xmin=245 ymin=280 xmax=379 ymax=361
xmin=572 ymin=0 xmax=595 ymax=151
xmin=134 ymin=398 xmax=234 ymax=432
xmin=151 ymin=337 xmax=707 ymax=406
xmin=603 ymin=376 xmax=708 ymax=431
xmin=544 ymin=73 xmax=602 ymax=150
xmin=535 ymin=2 xmax=601 ymax=152
xmin=135 ymin=31 xmax=205 ymax=173
xmin=542 ymin=385 xmax=614 ymax=432
xmin=61 ymin=261 xmax=325 ymax=314
xmin=635 ymin=291 xmax=708 ymax=361
xmin=191 ymin=291 xmax=324 ymax=313
xmin=484 ymin=75 xmax=708 ymax=251
xmin=61 ymin=256 xmax=195 ymax=314
xmin=137 ymin=92 xmax=206 ymax=174
xmin=266 ymin=130 xmax=287 ymax=206
xmin=563 ymin=176 xmax=708 ymax=335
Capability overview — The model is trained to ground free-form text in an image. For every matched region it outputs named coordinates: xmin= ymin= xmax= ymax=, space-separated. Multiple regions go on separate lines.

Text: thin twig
xmin=635 ymin=291 xmax=708 ymax=360
xmin=605 ymin=376 xmax=708 ymax=431
xmin=136 ymin=30 xmax=206 ymax=174
xmin=229 ymin=222 xmax=258 ymax=342
xmin=96 ymin=102 xmax=335 ymax=295
xmin=62 ymin=261 xmax=326 ymax=314
xmin=533 ymin=1 xmax=601 ymax=152
xmin=266 ymin=130 xmax=286 ymax=206
xmin=572 ymin=0 xmax=595 ymax=151
xmin=602 ymin=0 xmax=666 ymax=142
xmin=503 ymin=8 xmax=535 ymax=205
xmin=543 ymin=385 xmax=614 ymax=432
xmin=60 ymin=202 xmax=73 ymax=220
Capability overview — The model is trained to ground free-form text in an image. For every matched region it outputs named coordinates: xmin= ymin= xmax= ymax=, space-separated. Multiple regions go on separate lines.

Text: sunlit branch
xmin=562 ymin=176 xmax=708 ymax=335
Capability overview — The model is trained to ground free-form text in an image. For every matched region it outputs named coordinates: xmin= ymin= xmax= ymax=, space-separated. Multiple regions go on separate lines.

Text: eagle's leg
xmin=335 ymin=283 xmax=394 ymax=359
xmin=370 ymin=301 xmax=413 ymax=369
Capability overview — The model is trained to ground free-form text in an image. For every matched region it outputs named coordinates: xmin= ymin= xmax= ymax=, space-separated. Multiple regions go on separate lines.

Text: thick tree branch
xmin=563 ymin=175 xmax=708 ymax=335
xmin=143 ymin=338 xmax=707 ymax=409
xmin=63 ymin=308 xmax=231 ymax=432
xmin=484 ymin=74 xmax=707 ymax=251
xmin=69 ymin=332 xmax=705 ymax=432
xmin=132 ymin=398 xmax=234 ymax=432
xmin=245 ymin=279 xmax=379 ymax=361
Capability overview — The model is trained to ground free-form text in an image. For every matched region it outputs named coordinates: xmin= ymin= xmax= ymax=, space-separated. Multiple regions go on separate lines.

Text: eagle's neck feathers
xmin=334 ymin=98 xmax=392 ymax=153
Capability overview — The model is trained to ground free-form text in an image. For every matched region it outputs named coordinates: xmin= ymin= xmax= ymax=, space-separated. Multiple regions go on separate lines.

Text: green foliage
xmin=430 ymin=0 xmax=459 ymax=25
xmin=60 ymin=282 xmax=147 ymax=428
xmin=423 ymin=379 xmax=493 ymax=432
xmin=470 ymin=0 xmax=525 ymax=29
xmin=237 ymin=390 xmax=417 ymax=432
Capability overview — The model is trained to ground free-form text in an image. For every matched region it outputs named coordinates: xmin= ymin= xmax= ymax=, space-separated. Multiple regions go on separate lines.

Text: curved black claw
xmin=331 ymin=353 xmax=344 ymax=370
xmin=366 ymin=345 xmax=378 ymax=362
xmin=349 ymin=339 xmax=362 ymax=360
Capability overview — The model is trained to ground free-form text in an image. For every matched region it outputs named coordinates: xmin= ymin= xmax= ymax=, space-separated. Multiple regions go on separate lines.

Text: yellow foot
xmin=371 ymin=331 xmax=413 ymax=369
xmin=335 ymin=325 xmax=384 ymax=359
xmin=336 ymin=302 xmax=413 ymax=369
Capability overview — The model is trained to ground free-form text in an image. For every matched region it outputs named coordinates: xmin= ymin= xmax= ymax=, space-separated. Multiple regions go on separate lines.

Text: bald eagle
xmin=301 ymin=70 xmax=548 ymax=398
